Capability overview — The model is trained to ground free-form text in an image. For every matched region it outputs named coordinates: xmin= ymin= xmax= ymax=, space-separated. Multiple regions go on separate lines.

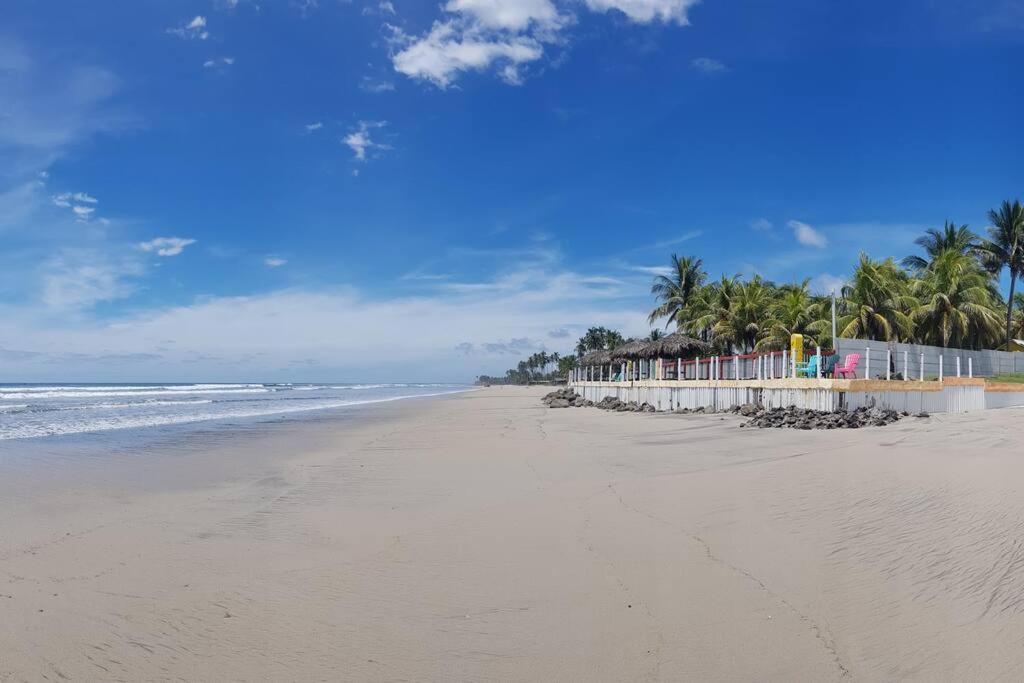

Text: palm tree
xmin=976 ymin=200 xmax=1024 ymax=348
xmin=682 ymin=275 xmax=740 ymax=345
xmin=648 ymin=255 xmax=707 ymax=328
xmin=839 ymin=254 xmax=916 ymax=341
xmin=574 ymin=327 xmax=625 ymax=356
xmin=1012 ymin=293 xmax=1024 ymax=341
xmin=710 ymin=276 xmax=776 ymax=352
xmin=901 ymin=221 xmax=978 ymax=272
xmin=647 ymin=329 xmax=664 ymax=342
xmin=757 ymin=280 xmax=830 ymax=350
xmin=909 ymin=250 xmax=1003 ymax=348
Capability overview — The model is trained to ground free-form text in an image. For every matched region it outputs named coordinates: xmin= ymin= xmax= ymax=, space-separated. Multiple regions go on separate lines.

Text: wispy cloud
xmin=584 ymin=0 xmax=699 ymax=24
xmin=344 ymin=120 xmax=390 ymax=161
xmin=811 ymin=273 xmax=846 ymax=295
xmin=41 ymin=249 xmax=144 ymax=310
xmin=750 ymin=217 xmax=772 ymax=232
xmin=137 ymin=237 xmax=196 ymax=257
xmin=787 ymin=220 xmax=828 ymax=248
xmin=305 ymin=121 xmax=324 ymax=132
xmin=625 ymin=230 xmax=703 ymax=253
xmin=167 ymin=15 xmax=210 ymax=40
xmin=264 ymin=256 xmax=287 ymax=267
xmin=203 ymin=56 xmax=235 ymax=69
xmin=691 ymin=57 xmax=727 ymax=74
xmin=52 ymin=191 xmax=100 ymax=222
xmin=360 ymin=76 xmax=395 ymax=93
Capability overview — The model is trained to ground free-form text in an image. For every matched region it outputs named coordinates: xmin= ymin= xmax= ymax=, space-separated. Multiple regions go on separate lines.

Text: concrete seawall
xmin=570 ymin=378 xmax=1020 ymax=414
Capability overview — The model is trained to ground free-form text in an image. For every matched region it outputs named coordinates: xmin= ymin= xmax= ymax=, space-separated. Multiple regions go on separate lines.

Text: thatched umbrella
xmin=579 ymin=349 xmax=612 ymax=366
xmin=650 ymin=332 xmax=710 ymax=359
xmin=610 ymin=339 xmax=654 ymax=361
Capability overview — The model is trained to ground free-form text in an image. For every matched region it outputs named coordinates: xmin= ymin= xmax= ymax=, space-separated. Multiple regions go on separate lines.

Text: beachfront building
xmin=571 ymin=336 xmax=1024 ymax=415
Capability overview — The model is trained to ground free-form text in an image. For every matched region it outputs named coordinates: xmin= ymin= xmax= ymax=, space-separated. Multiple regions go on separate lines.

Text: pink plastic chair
xmin=834 ymin=353 xmax=861 ymax=378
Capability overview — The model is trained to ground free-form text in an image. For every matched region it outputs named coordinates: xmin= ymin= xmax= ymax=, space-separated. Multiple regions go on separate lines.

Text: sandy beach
xmin=2 ymin=386 xmax=1024 ymax=680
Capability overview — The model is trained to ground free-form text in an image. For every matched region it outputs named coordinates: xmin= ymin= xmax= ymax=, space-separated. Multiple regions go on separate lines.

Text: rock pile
xmin=741 ymin=405 xmax=905 ymax=429
xmin=541 ymin=388 xmax=594 ymax=408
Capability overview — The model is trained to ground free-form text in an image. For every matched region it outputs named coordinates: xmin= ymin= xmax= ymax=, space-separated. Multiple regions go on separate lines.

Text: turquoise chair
xmin=798 ymin=354 xmax=820 ymax=378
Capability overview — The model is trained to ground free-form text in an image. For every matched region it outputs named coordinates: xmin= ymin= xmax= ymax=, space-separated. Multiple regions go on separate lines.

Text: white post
xmin=735 ymin=355 xmax=740 ymax=380
xmin=886 ymin=350 xmax=891 ymax=381
xmin=621 ymin=362 xmax=626 ymax=382
xmin=956 ymin=356 xmax=961 ymax=378
xmin=716 ymin=356 xmax=720 ymax=380
xmin=782 ymin=350 xmax=788 ymax=378
xmin=969 ymin=357 xmax=973 ymax=378
xmin=816 ymin=346 xmax=822 ymax=379
xmin=939 ymin=355 xmax=944 ymax=382
xmin=903 ymin=350 xmax=908 ymax=381
xmin=677 ymin=358 xmax=681 ymax=381
xmin=791 ymin=351 xmax=796 ymax=378
xmin=919 ymin=353 xmax=924 ymax=381
xmin=865 ymin=347 xmax=870 ymax=379
xmin=695 ymin=356 xmax=701 ymax=381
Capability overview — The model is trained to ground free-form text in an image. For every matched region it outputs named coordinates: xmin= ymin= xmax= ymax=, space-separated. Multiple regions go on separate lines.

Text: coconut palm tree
xmin=757 ymin=280 xmax=830 ymax=350
xmin=901 ymin=221 xmax=978 ymax=272
xmin=648 ymin=255 xmax=707 ymax=328
xmin=681 ymin=275 xmax=740 ymax=345
xmin=574 ymin=327 xmax=625 ymax=356
xmin=710 ymin=276 xmax=776 ymax=353
xmin=976 ymin=200 xmax=1024 ymax=348
xmin=909 ymin=250 xmax=1003 ymax=348
xmin=647 ymin=329 xmax=664 ymax=342
xmin=839 ymin=254 xmax=916 ymax=341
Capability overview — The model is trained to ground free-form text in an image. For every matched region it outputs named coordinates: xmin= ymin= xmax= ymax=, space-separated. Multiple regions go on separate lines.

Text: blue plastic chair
xmin=798 ymin=355 xmax=819 ymax=378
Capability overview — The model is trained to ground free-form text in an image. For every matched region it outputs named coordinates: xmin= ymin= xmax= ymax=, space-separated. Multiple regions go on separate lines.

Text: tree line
xmin=478 ymin=199 xmax=1024 ymax=384
xmin=649 ymin=201 xmax=1024 ymax=353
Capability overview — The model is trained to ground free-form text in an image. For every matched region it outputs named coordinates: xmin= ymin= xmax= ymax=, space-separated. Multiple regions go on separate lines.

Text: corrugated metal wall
xmin=835 ymin=338 xmax=1024 ymax=380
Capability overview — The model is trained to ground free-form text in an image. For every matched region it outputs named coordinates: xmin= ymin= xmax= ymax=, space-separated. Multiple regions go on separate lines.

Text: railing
xmin=571 ymin=348 xmax=838 ymax=382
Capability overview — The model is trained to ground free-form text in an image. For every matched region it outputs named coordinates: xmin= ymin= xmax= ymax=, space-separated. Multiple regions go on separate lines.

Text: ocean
xmin=0 ymin=383 xmax=471 ymax=441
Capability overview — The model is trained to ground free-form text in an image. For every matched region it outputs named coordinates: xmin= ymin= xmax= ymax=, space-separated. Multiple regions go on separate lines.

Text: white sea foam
xmin=0 ymin=389 xmax=471 ymax=440
xmin=0 ymin=387 xmax=270 ymax=400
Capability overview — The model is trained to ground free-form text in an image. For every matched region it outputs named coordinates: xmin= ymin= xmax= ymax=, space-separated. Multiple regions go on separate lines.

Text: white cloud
xmin=41 ymin=249 xmax=143 ymax=310
xmin=360 ymin=76 xmax=396 ymax=92
xmin=811 ymin=273 xmax=846 ymax=296
xmin=137 ymin=237 xmax=196 ymax=257
xmin=305 ymin=121 xmax=324 ymax=131
xmin=750 ymin=217 xmax=772 ymax=231
xmin=787 ymin=220 xmax=828 ymax=248
xmin=364 ymin=1 xmax=397 ymax=15
xmin=203 ymin=56 xmax=235 ymax=69
xmin=691 ymin=56 xmax=726 ymax=73
xmin=391 ymin=20 xmax=545 ymax=88
xmin=344 ymin=120 xmax=390 ymax=161
xmin=582 ymin=0 xmax=699 ymax=24
xmin=52 ymin=191 xmax=100 ymax=221
xmin=167 ymin=16 xmax=210 ymax=40
xmin=626 ymin=265 xmax=673 ymax=276
xmin=444 ymin=0 xmax=563 ymax=31
xmin=0 ymin=259 xmax=652 ymax=381
xmin=387 ymin=0 xmax=702 ymax=88
xmin=264 ymin=257 xmax=287 ymax=267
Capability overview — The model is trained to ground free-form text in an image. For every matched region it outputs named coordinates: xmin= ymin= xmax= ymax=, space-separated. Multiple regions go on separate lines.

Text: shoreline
xmin=3 ymin=386 xmax=1024 ymax=679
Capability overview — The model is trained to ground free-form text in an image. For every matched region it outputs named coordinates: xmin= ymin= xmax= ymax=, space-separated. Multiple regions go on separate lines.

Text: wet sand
xmin=2 ymin=386 xmax=1024 ymax=680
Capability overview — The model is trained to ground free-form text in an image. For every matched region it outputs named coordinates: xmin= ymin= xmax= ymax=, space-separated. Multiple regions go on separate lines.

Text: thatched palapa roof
xmin=650 ymin=332 xmax=710 ymax=358
xmin=579 ymin=349 xmax=612 ymax=365
xmin=610 ymin=339 xmax=654 ymax=361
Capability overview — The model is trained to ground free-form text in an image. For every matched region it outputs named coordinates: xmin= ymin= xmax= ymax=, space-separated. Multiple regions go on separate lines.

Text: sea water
xmin=0 ymin=383 xmax=470 ymax=441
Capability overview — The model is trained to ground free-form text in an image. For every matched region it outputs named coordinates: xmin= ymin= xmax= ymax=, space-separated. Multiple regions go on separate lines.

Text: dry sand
xmin=2 ymin=385 xmax=1024 ymax=681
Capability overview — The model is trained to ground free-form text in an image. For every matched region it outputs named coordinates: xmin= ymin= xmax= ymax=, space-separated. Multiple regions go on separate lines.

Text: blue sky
xmin=1 ymin=0 xmax=1023 ymax=382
